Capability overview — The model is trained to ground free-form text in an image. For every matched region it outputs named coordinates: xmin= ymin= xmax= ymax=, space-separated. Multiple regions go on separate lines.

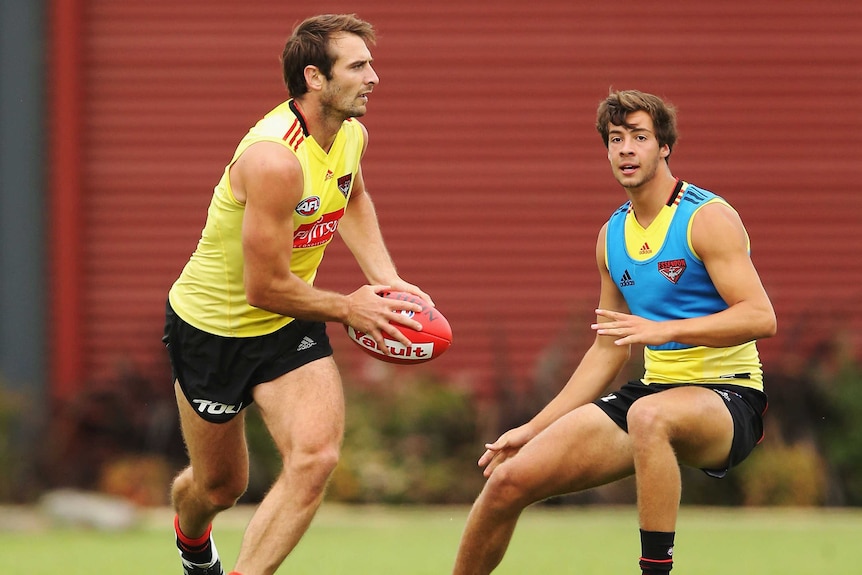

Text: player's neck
xmin=292 ymin=99 xmax=343 ymax=152
xmin=626 ymin=170 xmax=677 ymax=228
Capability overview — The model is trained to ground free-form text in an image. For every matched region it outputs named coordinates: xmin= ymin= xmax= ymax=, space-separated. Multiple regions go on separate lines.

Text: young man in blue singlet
xmin=451 ymin=90 xmax=776 ymax=574
xmin=163 ymin=14 xmax=433 ymax=575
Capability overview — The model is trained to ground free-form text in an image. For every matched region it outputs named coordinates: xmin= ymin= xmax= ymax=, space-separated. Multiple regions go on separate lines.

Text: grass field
xmin=0 ymin=503 xmax=859 ymax=574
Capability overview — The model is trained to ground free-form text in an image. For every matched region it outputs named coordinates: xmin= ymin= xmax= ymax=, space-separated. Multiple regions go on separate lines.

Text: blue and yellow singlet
xmin=605 ymin=181 xmax=763 ymax=390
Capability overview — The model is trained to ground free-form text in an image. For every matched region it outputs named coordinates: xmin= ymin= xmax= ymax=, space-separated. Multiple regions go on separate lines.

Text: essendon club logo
xmin=658 ymin=259 xmax=686 ymax=284
xmin=337 ymin=174 xmax=353 ymax=198
xmin=293 ymin=208 xmax=344 ymax=248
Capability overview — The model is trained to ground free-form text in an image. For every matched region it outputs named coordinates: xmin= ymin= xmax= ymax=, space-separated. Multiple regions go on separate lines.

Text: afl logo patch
xmin=295 ymin=196 xmax=321 ymax=216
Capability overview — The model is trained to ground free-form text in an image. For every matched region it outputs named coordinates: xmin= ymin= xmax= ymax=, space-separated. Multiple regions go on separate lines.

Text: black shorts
xmin=163 ymin=300 xmax=333 ymax=423
xmin=594 ymin=380 xmax=768 ymax=478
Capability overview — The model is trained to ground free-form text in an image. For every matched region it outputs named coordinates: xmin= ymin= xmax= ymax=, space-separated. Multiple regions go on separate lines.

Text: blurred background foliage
xmin=1 ymin=322 xmax=860 ymax=509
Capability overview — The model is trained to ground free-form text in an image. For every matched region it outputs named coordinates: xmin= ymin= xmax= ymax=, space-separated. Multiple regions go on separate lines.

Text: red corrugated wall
xmin=52 ymin=0 xmax=862 ymax=399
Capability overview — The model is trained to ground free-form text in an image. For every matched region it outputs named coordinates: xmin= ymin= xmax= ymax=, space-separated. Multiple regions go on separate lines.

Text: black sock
xmin=639 ymin=529 xmax=675 ymax=573
xmin=175 ymin=515 xmax=214 ymax=565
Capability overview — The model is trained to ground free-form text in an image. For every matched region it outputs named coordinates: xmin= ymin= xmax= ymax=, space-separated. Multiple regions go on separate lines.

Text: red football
xmin=344 ymin=291 xmax=452 ymax=364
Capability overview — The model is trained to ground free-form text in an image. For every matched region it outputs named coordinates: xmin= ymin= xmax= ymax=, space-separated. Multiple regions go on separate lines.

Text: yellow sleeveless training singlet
xmin=169 ymin=100 xmax=364 ymax=337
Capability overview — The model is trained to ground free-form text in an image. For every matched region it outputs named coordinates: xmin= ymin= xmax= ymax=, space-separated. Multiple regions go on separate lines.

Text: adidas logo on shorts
xmin=296 ymin=336 xmax=316 ymax=351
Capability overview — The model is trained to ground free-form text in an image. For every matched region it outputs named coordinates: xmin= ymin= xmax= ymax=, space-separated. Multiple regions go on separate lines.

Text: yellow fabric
xmin=169 ymin=100 xmax=364 ymax=337
xmin=643 ymin=343 xmax=763 ymax=389
xmin=623 ymin=196 xmax=734 ymax=262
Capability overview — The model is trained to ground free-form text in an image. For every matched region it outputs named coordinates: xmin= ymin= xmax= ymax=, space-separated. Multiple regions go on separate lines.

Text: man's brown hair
xmin=282 ymin=14 xmax=376 ymax=98
xmin=596 ymin=89 xmax=678 ymax=159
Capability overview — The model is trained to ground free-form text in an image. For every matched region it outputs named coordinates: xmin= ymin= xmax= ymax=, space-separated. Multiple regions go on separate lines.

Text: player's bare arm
xmin=528 ymin=224 xmax=632 ymax=423
xmin=480 ymin=224 xmax=630 ymax=476
xmin=690 ymin=201 xmax=776 ymax=340
xmin=338 ymin=126 xmax=433 ymax=306
xmin=593 ymin=202 xmax=776 ymax=347
xmin=234 ymin=141 xmax=422 ymax=347
xmin=338 ymin=166 xmax=433 ymax=307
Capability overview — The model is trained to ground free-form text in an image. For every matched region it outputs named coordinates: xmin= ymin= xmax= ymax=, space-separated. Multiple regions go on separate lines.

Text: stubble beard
xmin=321 ymin=86 xmax=367 ymax=121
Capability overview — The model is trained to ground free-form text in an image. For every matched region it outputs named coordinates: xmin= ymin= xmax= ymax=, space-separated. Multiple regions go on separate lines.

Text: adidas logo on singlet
xmin=639 ymin=242 xmax=652 ymax=255
xmin=296 ymin=336 xmax=316 ymax=351
xmin=619 ymin=270 xmax=635 ymax=287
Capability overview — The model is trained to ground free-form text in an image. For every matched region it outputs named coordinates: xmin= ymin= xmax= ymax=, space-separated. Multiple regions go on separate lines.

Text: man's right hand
xmin=345 ymin=284 xmax=424 ymax=352
xmin=478 ymin=425 xmax=536 ymax=478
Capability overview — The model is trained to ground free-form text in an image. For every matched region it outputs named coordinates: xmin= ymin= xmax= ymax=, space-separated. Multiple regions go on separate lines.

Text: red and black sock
xmin=174 ymin=514 xmax=214 ymax=565
xmin=639 ymin=529 xmax=675 ymax=574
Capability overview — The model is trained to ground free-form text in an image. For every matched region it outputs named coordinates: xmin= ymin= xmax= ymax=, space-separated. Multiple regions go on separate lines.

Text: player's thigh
xmin=251 ymin=356 xmax=345 ymax=457
xmin=174 ymin=381 xmax=249 ymax=485
xmin=502 ymin=403 xmax=635 ymax=501
xmin=631 ymin=386 xmax=733 ymax=469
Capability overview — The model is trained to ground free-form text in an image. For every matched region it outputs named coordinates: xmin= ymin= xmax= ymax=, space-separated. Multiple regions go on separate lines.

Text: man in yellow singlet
xmin=451 ymin=90 xmax=777 ymax=575
xmin=163 ymin=14 xmax=432 ymax=575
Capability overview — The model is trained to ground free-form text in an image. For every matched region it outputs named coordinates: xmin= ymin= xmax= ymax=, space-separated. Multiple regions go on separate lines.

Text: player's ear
xmin=660 ymin=144 xmax=670 ymax=159
xmin=304 ymin=65 xmax=324 ymax=91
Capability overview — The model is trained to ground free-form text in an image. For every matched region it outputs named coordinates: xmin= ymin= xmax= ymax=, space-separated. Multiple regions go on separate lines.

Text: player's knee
xmin=310 ymin=446 xmax=340 ymax=480
xmin=286 ymin=444 xmax=341 ymax=489
xmin=202 ymin=474 xmax=248 ymax=510
xmin=483 ymin=464 xmax=533 ymax=510
xmin=626 ymin=399 xmax=670 ymax=441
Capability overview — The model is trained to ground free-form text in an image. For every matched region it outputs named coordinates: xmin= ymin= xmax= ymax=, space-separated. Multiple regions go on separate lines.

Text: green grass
xmin=0 ymin=504 xmax=859 ymax=574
